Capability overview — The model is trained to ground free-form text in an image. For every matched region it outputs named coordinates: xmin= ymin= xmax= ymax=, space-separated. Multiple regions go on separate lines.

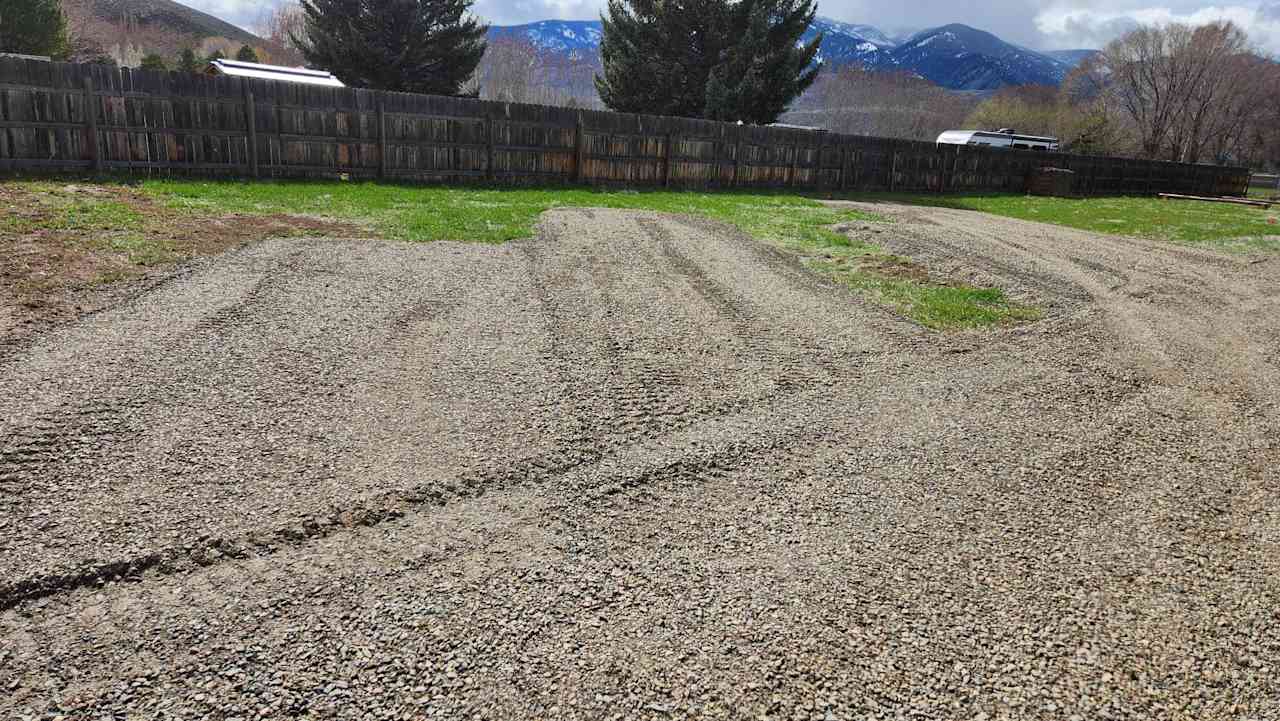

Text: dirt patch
xmin=0 ymin=182 xmax=368 ymax=352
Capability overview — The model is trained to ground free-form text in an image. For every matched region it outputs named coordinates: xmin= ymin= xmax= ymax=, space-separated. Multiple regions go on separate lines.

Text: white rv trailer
xmin=936 ymin=128 xmax=1059 ymax=151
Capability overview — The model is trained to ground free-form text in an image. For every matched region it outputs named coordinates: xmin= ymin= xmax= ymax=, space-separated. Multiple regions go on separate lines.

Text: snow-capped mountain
xmin=802 ymin=17 xmax=895 ymax=67
xmin=1044 ymin=49 xmax=1099 ymax=69
xmin=487 ymin=20 xmax=603 ymax=55
xmin=884 ymin=24 xmax=1071 ymax=89
xmin=486 ymin=18 xmax=1090 ymax=91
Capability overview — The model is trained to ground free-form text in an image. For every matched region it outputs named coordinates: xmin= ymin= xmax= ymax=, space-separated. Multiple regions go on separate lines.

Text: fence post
xmin=451 ymin=121 xmax=460 ymax=183
xmin=1145 ymin=161 xmax=1154 ymax=195
xmin=377 ymin=94 xmax=387 ymax=179
xmin=275 ymin=93 xmax=285 ymax=176
xmin=716 ymin=125 xmax=724 ymax=187
xmin=663 ymin=133 xmax=674 ymax=187
xmin=890 ymin=147 xmax=898 ymax=192
xmin=733 ymin=138 xmax=743 ymax=187
xmin=839 ymin=146 xmax=848 ymax=192
xmin=948 ymin=146 xmax=959 ymax=192
xmin=84 ymin=75 xmax=101 ymax=173
xmin=574 ymin=112 xmax=585 ymax=184
xmin=486 ymin=113 xmax=496 ymax=182
xmin=789 ymin=143 xmax=799 ymax=187
xmin=814 ymin=143 xmax=825 ymax=190
xmin=242 ymin=84 xmax=259 ymax=178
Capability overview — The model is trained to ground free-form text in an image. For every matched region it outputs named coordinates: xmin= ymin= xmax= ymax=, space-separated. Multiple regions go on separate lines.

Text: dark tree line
xmin=0 ymin=0 xmax=69 ymax=58
xmin=293 ymin=0 xmax=488 ymax=96
xmin=595 ymin=0 xmax=822 ymax=124
xmin=287 ymin=0 xmax=821 ymax=119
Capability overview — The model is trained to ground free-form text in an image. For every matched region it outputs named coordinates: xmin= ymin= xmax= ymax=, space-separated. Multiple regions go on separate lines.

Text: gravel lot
xmin=2 ymin=203 xmax=1278 ymax=719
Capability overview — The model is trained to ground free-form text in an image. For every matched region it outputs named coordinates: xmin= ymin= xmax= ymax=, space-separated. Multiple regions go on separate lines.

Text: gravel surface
xmin=2 ymin=204 xmax=1279 ymax=719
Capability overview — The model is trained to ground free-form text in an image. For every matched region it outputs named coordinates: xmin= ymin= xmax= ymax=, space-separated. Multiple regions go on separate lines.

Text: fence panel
xmin=0 ymin=58 xmax=1251 ymax=197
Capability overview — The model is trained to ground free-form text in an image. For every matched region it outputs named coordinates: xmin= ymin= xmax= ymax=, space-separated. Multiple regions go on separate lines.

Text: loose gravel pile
xmin=2 ymin=205 xmax=1279 ymax=719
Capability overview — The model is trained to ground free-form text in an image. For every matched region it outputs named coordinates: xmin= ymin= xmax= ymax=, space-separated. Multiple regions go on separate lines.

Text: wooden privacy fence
xmin=0 ymin=58 xmax=1252 ymax=197
xmin=1251 ymin=173 xmax=1280 ymax=192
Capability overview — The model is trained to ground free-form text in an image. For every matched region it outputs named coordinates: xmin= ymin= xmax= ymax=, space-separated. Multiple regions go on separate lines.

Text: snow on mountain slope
xmin=486 ymin=18 xmax=1091 ymax=90
xmin=886 ymin=24 xmax=1072 ymax=89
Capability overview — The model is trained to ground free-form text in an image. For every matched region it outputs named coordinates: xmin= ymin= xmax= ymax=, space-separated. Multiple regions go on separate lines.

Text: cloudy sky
xmin=199 ymin=0 xmax=1280 ymax=54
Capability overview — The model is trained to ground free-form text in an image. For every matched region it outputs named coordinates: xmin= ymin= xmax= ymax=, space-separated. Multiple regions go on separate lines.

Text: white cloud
xmin=1034 ymin=3 xmax=1280 ymax=52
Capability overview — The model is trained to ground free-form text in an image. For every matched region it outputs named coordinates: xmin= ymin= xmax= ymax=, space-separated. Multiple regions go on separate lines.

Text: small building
xmin=205 ymin=58 xmax=344 ymax=88
xmin=767 ymin=123 xmax=828 ymax=132
xmin=937 ymin=128 xmax=1058 ymax=151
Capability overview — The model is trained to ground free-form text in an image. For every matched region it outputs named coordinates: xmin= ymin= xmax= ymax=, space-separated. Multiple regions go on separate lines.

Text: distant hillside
xmin=886 ymin=25 xmax=1070 ymax=89
xmin=487 ymin=19 xmax=601 ymax=55
xmin=1044 ymin=49 xmax=1099 ymax=68
xmin=87 ymin=0 xmax=262 ymax=45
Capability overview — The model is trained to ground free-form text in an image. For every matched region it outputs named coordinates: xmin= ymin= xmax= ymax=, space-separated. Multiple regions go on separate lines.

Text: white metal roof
xmin=206 ymin=59 xmax=345 ymax=87
xmin=937 ymin=129 xmax=1059 ymax=145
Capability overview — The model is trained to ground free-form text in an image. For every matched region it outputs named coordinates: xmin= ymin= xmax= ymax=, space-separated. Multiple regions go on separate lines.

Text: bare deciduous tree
xmin=472 ymin=37 xmax=602 ymax=107
xmin=60 ymin=0 xmax=114 ymax=62
xmin=1096 ymin=20 xmax=1271 ymax=163
xmin=255 ymin=1 xmax=307 ymax=66
xmin=782 ymin=65 xmax=977 ymax=141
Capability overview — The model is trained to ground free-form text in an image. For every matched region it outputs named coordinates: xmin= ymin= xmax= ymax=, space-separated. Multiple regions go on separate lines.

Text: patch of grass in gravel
xmin=143 ymin=179 xmax=888 ymax=243
xmin=1 ymin=185 xmax=144 ymax=235
xmin=855 ymin=192 xmax=1280 ymax=250
xmin=142 ymin=179 xmax=1035 ymax=329
xmin=806 ymin=246 xmax=1041 ymax=330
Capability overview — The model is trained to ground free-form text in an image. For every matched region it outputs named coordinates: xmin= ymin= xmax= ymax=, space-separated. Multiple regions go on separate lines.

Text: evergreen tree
xmin=596 ymin=0 xmax=821 ymax=123
xmin=294 ymin=0 xmax=487 ymax=95
xmin=139 ymin=53 xmax=168 ymax=71
xmin=0 ymin=0 xmax=70 ymax=59
xmin=236 ymin=44 xmax=260 ymax=62
xmin=206 ymin=49 xmax=225 ymax=62
xmin=177 ymin=48 xmax=200 ymax=73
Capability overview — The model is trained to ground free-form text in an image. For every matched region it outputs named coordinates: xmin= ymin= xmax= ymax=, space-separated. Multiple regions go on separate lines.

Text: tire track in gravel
xmin=830 ymin=200 xmax=1280 ymax=399
xmin=0 ymin=209 xmax=893 ymax=610
xmin=4 ymin=205 xmax=1280 ymax=719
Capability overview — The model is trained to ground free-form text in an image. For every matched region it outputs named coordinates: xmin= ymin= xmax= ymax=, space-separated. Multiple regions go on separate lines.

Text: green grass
xmin=857 ymin=192 xmax=1280 ymax=252
xmin=1 ymin=190 xmax=143 ymax=235
xmin=139 ymin=179 xmax=1037 ymax=330
xmin=0 ymin=182 xmax=174 ymax=266
xmin=93 ymin=231 xmax=178 ymax=266
xmin=143 ymin=179 xmax=886 ymax=244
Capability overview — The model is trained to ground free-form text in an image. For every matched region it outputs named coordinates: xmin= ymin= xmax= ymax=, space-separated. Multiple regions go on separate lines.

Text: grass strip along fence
xmin=0 ymin=57 xmax=1251 ymax=196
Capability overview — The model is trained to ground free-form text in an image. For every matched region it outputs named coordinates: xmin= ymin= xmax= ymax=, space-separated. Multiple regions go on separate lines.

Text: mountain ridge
xmin=488 ymin=17 xmax=1095 ymax=91
xmin=87 ymin=0 xmax=261 ymax=46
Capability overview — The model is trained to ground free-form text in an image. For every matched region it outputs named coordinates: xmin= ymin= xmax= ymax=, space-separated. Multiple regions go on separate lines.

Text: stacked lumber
xmin=1158 ymin=193 xmax=1271 ymax=209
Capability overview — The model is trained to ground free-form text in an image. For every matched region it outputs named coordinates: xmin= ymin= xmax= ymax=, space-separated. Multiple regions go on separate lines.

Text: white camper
xmin=936 ymin=128 xmax=1058 ymax=151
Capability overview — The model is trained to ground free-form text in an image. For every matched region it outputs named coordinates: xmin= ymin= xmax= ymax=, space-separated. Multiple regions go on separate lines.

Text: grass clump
xmin=134 ymin=179 xmax=1038 ymax=329
xmin=143 ymin=180 xmax=888 ymax=244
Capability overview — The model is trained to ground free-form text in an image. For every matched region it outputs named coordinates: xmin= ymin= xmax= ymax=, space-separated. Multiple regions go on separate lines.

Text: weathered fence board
xmin=0 ymin=58 xmax=1251 ymax=197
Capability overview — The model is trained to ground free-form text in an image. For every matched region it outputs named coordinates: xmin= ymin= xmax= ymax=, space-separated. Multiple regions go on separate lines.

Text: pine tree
xmin=0 ymin=0 xmax=70 ymax=59
xmin=702 ymin=0 xmax=821 ymax=123
xmin=206 ymin=49 xmax=225 ymax=62
xmin=177 ymin=48 xmax=200 ymax=73
xmin=139 ymin=53 xmax=168 ymax=71
xmin=236 ymin=45 xmax=259 ymax=62
xmin=294 ymin=0 xmax=488 ymax=95
xmin=596 ymin=0 xmax=821 ymax=123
